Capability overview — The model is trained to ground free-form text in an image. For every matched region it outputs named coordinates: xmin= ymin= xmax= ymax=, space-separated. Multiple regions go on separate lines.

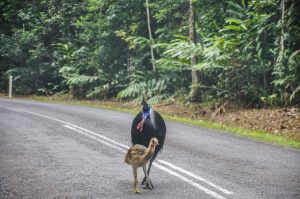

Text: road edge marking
xmin=158 ymin=159 xmax=233 ymax=195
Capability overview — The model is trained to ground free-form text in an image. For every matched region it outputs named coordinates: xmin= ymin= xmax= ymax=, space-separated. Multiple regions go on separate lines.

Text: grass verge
xmin=14 ymin=95 xmax=300 ymax=149
xmin=163 ymin=115 xmax=300 ymax=149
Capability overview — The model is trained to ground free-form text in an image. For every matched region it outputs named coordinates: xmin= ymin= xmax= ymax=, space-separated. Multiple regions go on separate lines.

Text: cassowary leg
xmin=142 ymin=165 xmax=153 ymax=190
xmin=132 ymin=166 xmax=140 ymax=193
xmin=141 ymin=158 xmax=154 ymax=189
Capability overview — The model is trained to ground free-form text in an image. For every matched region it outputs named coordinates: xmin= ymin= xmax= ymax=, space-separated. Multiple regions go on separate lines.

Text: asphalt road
xmin=0 ymin=98 xmax=299 ymax=199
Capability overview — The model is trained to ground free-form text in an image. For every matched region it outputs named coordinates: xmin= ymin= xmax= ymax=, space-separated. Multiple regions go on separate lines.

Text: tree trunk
xmin=276 ymin=0 xmax=285 ymax=68
xmin=280 ymin=0 xmax=285 ymax=62
xmin=146 ymin=0 xmax=155 ymax=71
xmin=189 ymin=0 xmax=201 ymax=102
xmin=274 ymin=0 xmax=287 ymax=104
xmin=127 ymin=46 xmax=131 ymax=72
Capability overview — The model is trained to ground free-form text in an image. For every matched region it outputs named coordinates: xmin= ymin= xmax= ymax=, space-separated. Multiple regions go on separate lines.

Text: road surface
xmin=0 ymin=98 xmax=299 ymax=199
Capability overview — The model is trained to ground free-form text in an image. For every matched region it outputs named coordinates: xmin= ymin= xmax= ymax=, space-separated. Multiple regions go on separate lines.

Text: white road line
xmin=157 ymin=160 xmax=233 ymax=195
xmin=67 ymin=124 xmax=129 ymax=149
xmin=17 ymin=109 xmax=129 ymax=149
xmin=15 ymin=108 xmax=233 ymax=199
xmin=5 ymin=108 xmax=23 ymax=113
xmin=63 ymin=125 xmax=226 ymax=199
xmin=64 ymin=124 xmax=127 ymax=153
xmin=154 ymin=163 xmax=226 ymax=199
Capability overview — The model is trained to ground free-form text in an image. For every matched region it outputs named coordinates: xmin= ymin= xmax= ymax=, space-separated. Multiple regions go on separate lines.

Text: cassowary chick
xmin=124 ymin=137 xmax=159 ymax=193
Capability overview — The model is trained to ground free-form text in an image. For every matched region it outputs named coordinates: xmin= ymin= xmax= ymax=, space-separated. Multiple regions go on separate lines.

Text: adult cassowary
xmin=131 ymin=96 xmax=166 ymax=189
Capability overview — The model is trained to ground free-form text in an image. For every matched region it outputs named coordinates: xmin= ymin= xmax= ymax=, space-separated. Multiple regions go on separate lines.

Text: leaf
xmin=223 ymin=25 xmax=241 ymax=31
xmin=225 ymin=18 xmax=242 ymax=24
xmin=241 ymin=24 xmax=247 ymax=30
xmin=290 ymin=85 xmax=300 ymax=102
xmin=258 ymin=49 xmax=262 ymax=60
xmin=226 ymin=1 xmax=245 ymax=12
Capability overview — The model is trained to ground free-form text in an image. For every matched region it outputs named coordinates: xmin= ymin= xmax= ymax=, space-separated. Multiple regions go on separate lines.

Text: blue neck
xmin=142 ymin=108 xmax=150 ymax=120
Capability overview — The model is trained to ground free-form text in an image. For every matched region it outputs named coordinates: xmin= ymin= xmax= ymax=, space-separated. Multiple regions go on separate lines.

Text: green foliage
xmin=117 ymin=78 xmax=169 ymax=104
xmin=272 ymin=0 xmax=300 ymax=105
xmin=260 ymin=94 xmax=281 ymax=107
xmin=37 ymin=83 xmax=60 ymax=96
xmin=117 ymin=70 xmax=186 ymax=104
xmin=0 ymin=0 xmax=299 ymax=106
xmin=155 ymin=36 xmax=202 ymax=70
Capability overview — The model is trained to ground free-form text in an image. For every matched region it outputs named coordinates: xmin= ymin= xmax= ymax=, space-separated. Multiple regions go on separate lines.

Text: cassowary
xmin=131 ymin=96 xmax=166 ymax=189
xmin=124 ymin=137 xmax=159 ymax=193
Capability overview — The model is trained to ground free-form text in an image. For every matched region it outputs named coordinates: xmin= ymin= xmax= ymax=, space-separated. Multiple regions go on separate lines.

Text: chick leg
xmin=133 ymin=166 xmax=140 ymax=193
xmin=141 ymin=150 xmax=157 ymax=187
xmin=141 ymin=160 xmax=151 ymax=185
xmin=142 ymin=165 xmax=153 ymax=190
xmin=141 ymin=158 xmax=154 ymax=185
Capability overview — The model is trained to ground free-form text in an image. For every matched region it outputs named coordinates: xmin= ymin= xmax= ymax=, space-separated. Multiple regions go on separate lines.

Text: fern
xmin=67 ymin=75 xmax=100 ymax=86
xmin=117 ymin=70 xmax=181 ymax=104
xmin=86 ymin=86 xmax=109 ymax=99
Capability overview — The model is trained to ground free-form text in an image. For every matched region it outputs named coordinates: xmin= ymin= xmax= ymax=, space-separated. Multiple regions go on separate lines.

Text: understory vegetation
xmin=1 ymin=0 xmax=299 ymax=107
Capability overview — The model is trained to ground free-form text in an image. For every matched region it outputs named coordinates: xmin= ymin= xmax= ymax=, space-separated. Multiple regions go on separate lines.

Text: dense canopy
xmin=0 ymin=0 xmax=299 ymax=106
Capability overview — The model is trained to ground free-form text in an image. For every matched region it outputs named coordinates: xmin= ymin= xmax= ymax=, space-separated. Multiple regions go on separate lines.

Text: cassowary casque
xmin=131 ymin=96 xmax=166 ymax=189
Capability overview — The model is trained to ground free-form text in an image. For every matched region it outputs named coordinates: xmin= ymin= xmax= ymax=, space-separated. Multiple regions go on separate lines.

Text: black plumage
xmin=131 ymin=97 xmax=166 ymax=188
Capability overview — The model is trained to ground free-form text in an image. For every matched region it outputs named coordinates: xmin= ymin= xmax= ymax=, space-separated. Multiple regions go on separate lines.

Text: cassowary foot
xmin=143 ymin=185 xmax=153 ymax=190
xmin=143 ymin=179 xmax=153 ymax=190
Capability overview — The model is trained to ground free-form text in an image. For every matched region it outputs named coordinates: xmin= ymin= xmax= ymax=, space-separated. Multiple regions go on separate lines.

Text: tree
xmin=1 ymin=0 xmax=299 ymax=106
xmin=189 ymin=0 xmax=201 ymax=102
xmin=146 ymin=0 xmax=156 ymax=71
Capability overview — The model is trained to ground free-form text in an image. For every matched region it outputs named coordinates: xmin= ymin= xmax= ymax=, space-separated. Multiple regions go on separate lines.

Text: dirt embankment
xmin=155 ymin=103 xmax=300 ymax=141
